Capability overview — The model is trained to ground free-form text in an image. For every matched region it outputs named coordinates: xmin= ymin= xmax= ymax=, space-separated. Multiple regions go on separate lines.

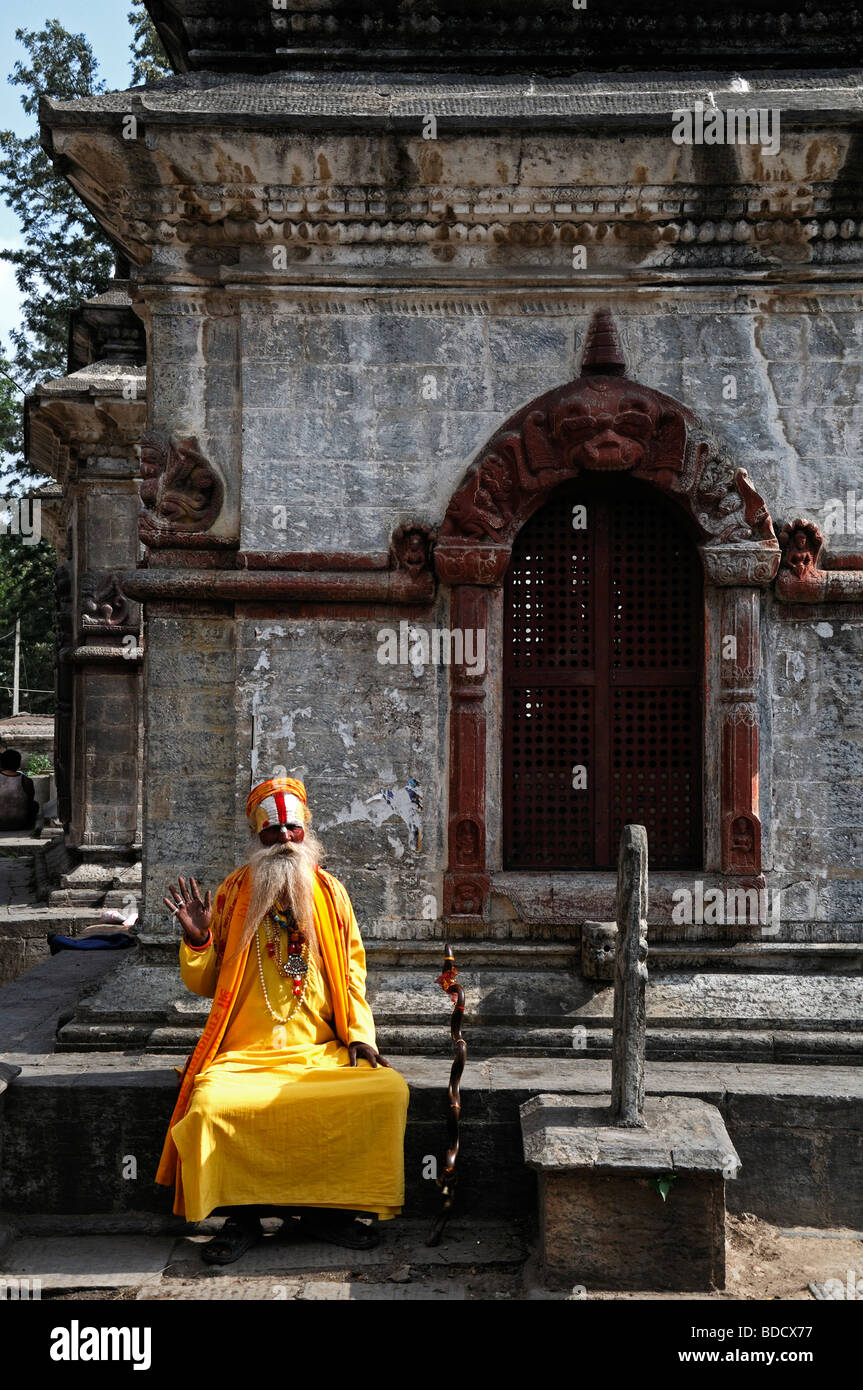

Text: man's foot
xmin=201 ymin=1215 xmax=263 ymax=1265
xmin=301 ymin=1215 xmax=381 ymax=1250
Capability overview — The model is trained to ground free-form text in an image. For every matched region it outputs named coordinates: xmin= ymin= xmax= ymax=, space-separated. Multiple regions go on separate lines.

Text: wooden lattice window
xmin=503 ymin=476 xmax=703 ymax=870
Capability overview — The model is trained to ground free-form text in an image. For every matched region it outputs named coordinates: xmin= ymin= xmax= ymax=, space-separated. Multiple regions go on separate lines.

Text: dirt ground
xmin=720 ymin=1214 xmax=863 ymax=1301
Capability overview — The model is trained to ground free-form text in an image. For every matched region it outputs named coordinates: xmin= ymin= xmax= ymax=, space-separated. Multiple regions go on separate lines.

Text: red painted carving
xmin=390 ymin=522 xmax=435 ymax=575
xmin=140 ymin=431 xmax=224 ymax=546
xmin=443 ymin=585 xmax=490 ymax=923
xmin=776 ymin=516 xmax=863 ymax=603
xmin=455 ymin=818 xmax=481 ymax=866
xmin=434 ymin=545 xmax=509 ymax=587
xmin=721 ymin=724 xmax=761 ymax=874
xmin=440 ymin=312 xmax=776 ymax=550
xmin=736 ymin=469 xmax=777 ymax=543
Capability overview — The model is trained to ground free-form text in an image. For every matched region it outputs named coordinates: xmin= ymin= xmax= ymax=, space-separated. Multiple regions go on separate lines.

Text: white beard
xmin=236 ymin=829 xmax=325 ymax=958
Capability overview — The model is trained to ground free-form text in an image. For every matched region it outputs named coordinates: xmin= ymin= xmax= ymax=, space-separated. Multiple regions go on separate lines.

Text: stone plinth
xmin=521 ymin=1093 xmax=740 ymax=1292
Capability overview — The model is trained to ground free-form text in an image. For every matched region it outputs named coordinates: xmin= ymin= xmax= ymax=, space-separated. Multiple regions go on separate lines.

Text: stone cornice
xmin=119 ymin=567 xmax=436 ymax=605
xmin=40 ymin=76 xmax=863 ymax=269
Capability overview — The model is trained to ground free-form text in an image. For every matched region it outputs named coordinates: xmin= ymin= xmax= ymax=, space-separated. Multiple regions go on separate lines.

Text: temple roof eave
xmin=25 ymin=365 xmax=147 ymax=484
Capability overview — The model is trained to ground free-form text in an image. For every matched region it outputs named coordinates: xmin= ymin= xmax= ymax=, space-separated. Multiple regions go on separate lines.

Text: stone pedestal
xmin=521 ymin=1093 xmax=740 ymax=1292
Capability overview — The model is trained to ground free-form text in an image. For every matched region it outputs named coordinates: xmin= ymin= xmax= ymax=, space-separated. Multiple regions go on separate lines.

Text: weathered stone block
xmin=521 ymin=1093 xmax=738 ymax=1291
xmin=538 ymin=1169 xmax=726 ymax=1292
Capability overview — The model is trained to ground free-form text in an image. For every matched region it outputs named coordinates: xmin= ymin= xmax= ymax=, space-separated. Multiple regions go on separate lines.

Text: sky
xmin=0 ymin=2 xmax=144 ymax=355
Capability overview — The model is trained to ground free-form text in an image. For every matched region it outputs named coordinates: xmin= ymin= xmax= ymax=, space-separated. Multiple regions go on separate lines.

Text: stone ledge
xmin=1 ymin=1056 xmax=860 ymax=1222
xmin=521 ymin=1093 xmax=739 ymax=1175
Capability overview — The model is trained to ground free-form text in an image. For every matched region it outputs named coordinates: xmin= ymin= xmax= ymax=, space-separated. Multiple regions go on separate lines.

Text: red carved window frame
xmin=434 ymin=313 xmax=780 ymax=926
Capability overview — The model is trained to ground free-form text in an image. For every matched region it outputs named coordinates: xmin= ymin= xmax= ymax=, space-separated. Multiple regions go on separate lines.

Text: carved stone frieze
xmin=440 ymin=311 xmax=777 ymax=554
xmin=776 ymin=517 xmax=863 ymax=603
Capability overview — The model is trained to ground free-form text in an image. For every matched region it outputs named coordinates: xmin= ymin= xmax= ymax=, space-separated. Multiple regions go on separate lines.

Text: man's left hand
xmin=348 ymin=1042 xmax=390 ymax=1069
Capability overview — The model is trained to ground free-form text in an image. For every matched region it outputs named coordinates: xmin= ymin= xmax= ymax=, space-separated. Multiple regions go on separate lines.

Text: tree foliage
xmin=128 ymin=2 xmax=172 ymax=85
xmin=0 ymin=530 xmax=56 ymax=716
xmin=0 ymin=23 xmax=115 ymax=393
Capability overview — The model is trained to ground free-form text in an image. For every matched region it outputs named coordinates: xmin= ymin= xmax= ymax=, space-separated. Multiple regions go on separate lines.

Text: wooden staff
xmin=426 ymin=942 xmax=466 ymax=1247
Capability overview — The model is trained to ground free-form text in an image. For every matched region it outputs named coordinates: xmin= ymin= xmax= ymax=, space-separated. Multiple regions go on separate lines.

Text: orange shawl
xmin=155 ymin=863 xmax=352 ymax=1190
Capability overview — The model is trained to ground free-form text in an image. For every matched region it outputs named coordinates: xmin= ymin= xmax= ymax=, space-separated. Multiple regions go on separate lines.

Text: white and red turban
xmin=246 ymin=777 xmax=308 ymax=834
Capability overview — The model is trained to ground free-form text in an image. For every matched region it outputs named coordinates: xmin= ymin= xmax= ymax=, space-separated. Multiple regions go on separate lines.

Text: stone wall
xmin=236 ymin=290 xmax=863 ymax=559
xmin=136 ymin=287 xmax=863 ymax=940
xmin=142 ymin=612 xmax=238 ymax=933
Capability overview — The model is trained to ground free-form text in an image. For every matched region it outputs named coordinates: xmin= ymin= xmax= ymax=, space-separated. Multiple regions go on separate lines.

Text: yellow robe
xmin=156 ymin=865 xmax=409 ymax=1222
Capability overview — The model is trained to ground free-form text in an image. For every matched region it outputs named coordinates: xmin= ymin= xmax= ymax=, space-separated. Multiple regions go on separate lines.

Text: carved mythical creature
xmin=140 ymin=432 xmax=223 ymax=537
xmin=81 ymin=573 xmax=132 ymax=628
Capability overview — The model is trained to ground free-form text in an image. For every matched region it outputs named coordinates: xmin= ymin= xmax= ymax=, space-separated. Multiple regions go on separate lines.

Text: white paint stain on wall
xmin=278 ymin=707 xmax=313 ymax=749
xmin=322 ymin=780 xmax=423 ymax=852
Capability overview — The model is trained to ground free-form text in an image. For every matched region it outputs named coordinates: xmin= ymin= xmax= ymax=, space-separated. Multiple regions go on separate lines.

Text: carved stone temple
xmin=2 ymin=2 xmax=863 ymax=1233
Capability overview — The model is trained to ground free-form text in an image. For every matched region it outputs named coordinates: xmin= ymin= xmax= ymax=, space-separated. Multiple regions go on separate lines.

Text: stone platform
xmin=1 ymin=951 xmax=862 ymax=1227
xmin=522 ymin=1093 xmax=738 ymax=1291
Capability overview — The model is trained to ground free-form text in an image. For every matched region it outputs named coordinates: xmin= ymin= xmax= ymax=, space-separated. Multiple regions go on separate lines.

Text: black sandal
xmin=201 ymin=1216 xmax=263 ymax=1265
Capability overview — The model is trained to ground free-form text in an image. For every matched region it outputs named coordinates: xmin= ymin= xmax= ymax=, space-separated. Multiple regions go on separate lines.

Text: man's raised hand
xmin=163 ymin=876 xmax=212 ymax=948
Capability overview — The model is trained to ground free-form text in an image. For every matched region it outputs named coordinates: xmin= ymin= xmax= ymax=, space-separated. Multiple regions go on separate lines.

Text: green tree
xmin=0 ymin=529 xmax=56 ymax=717
xmin=128 ymin=1 xmax=172 ymax=85
xmin=0 ymin=23 xmax=115 ymax=396
xmin=0 ymin=368 xmax=25 ymax=489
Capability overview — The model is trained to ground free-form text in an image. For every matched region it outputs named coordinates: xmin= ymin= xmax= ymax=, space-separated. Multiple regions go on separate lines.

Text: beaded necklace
xmin=255 ymin=901 xmax=310 ymax=1023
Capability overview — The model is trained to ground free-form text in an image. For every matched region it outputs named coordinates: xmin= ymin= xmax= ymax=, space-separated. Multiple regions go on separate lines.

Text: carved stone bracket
xmin=700 ymin=541 xmax=780 ymax=588
xmin=80 ymin=572 xmax=136 ymax=632
xmin=775 ymin=517 xmax=863 ymax=603
xmin=140 ymin=431 xmax=225 ymax=548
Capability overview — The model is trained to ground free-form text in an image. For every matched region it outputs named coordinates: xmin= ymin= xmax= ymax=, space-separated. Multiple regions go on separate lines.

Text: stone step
xmin=49 ymin=890 xmax=108 ymax=908
xmin=53 ymin=952 xmax=863 ymax=1056
xmin=0 ymin=858 xmax=36 ymax=908
xmin=1 ymin=1051 xmax=862 ymax=1231
xmin=139 ymin=933 xmax=863 ymax=971
xmin=0 ymin=907 xmax=111 ymax=989
xmin=55 ymin=1019 xmax=863 ymax=1063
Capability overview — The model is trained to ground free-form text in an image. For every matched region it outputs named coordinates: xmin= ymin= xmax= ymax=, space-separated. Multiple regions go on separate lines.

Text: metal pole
xmin=12 ymin=616 xmax=20 ymax=716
